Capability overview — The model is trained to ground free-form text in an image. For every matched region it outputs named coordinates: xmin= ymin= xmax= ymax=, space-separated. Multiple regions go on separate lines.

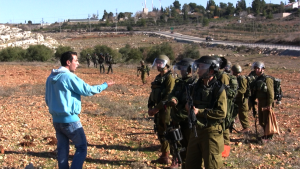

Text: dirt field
xmin=0 ymin=34 xmax=299 ymax=168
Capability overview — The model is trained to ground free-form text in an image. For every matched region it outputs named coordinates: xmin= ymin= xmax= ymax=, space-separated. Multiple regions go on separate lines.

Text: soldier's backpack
xmin=216 ymin=72 xmax=239 ymax=130
xmin=260 ymin=75 xmax=283 ymax=104
xmin=238 ymin=75 xmax=255 ymax=99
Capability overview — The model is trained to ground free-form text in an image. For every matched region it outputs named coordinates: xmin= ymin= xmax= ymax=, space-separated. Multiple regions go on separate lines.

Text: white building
xmin=285 ymin=0 xmax=300 ymax=9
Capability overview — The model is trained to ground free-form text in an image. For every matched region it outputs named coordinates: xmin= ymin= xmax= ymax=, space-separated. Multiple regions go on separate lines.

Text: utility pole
xmin=116 ymin=9 xmax=118 ymax=32
xmin=88 ymin=14 xmax=91 ymax=33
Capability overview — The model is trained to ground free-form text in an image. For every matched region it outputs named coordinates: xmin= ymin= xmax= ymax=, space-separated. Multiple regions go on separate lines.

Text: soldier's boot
xmin=151 ymin=152 xmax=169 ymax=164
xmin=166 ymin=158 xmax=178 ymax=169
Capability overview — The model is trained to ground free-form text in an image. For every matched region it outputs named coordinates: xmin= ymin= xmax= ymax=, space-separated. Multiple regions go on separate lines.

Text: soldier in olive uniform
xmin=252 ymin=61 xmax=275 ymax=140
xmin=214 ymin=56 xmax=231 ymax=156
xmin=148 ymin=55 xmax=175 ymax=164
xmin=137 ymin=60 xmax=150 ymax=85
xmin=86 ymin=54 xmax=91 ymax=68
xmin=92 ymin=53 xmax=98 ymax=68
xmin=167 ymin=58 xmax=196 ymax=169
xmin=185 ymin=56 xmax=227 ymax=169
xmin=106 ymin=54 xmax=114 ymax=74
xmin=232 ymin=64 xmax=250 ymax=133
xmin=98 ymin=53 xmax=105 ymax=74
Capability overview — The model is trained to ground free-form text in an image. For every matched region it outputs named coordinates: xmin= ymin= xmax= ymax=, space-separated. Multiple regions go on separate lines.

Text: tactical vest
xmin=150 ymin=71 xmax=172 ymax=104
xmin=192 ymin=78 xmax=224 ymax=126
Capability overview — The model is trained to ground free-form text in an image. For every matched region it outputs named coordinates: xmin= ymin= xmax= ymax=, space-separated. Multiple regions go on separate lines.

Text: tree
xmin=289 ymin=0 xmax=296 ymax=3
xmin=102 ymin=10 xmax=108 ymax=20
xmin=25 ymin=45 xmax=53 ymax=61
xmin=55 ymin=45 xmax=73 ymax=59
xmin=189 ymin=3 xmax=197 ymax=12
xmin=182 ymin=3 xmax=190 ymax=20
xmin=118 ymin=12 xmax=125 ymax=20
xmin=28 ymin=20 xmax=32 ymax=24
xmin=206 ymin=0 xmax=216 ymax=10
xmin=225 ymin=2 xmax=235 ymax=15
xmin=173 ymin=0 xmax=181 ymax=10
xmin=279 ymin=1 xmax=285 ymax=13
xmin=214 ymin=5 xmax=220 ymax=17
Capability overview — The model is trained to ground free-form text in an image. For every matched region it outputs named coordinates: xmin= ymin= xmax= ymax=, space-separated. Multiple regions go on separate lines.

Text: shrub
xmin=177 ymin=44 xmax=200 ymax=60
xmin=0 ymin=47 xmax=26 ymax=61
xmin=94 ymin=45 xmax=122 ymax=63
xmin=126 ymin=48 xmax=143 ymax=62
xmin=25 ymin=45 xmax=54 ymax=61
xmin=146 ymin=42 xmax=175 ymax=63
xmin=54 ymin=45 xmax=73 ymax=59
xmin=79 ymin=48 xmax=94 ymax=63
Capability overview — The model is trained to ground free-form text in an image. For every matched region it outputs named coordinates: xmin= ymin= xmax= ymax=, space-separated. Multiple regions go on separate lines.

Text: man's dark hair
xmin=60 ymin=51 xmax=77 ymax=66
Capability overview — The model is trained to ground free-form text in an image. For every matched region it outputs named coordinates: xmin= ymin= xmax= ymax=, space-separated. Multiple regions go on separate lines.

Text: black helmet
xmin=192 ymin=56 xmax=219 ymax=79
xmin=100 ymin=53 xmax=103 ymax=56
xmin=173 ymin=58 xmax=194 ymax=78
xmin=213 ymin=55 xmax=227 ymax=69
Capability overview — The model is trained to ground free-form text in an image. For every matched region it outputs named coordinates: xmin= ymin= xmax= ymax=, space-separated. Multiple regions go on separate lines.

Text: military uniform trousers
xmin=107 ymin=64 xmax=113 ymax=74
xmin=93 ymin=60 xmax=97 ymax=68
xmin=99 ymin=64 xmax=105 ymax=73
xmin=141 ymin=73 xmax=147 ymax=84
xmin=155 ymin=108 xmax=171 ymax=153
xmin=186 ymin=124 xmax=224 ymax=169
xmin=236 ymin=97 xmax=250 ymax=129
xmin=257 ymin=97 xmax=271 ymax=128
xmin=178 ymin=125 xmax=190 ymax=169
xmin=86 ymin=60 xmax=90 ymax=67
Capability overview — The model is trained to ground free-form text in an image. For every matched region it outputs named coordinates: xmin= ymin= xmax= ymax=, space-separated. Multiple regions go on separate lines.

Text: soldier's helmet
xmin=140 ymin=60 xmax=144 ymax=64
xmin=252 ymin=61 xmax=265 ymax=69
xmin=213 ymin=55 xmax=227 ymax=69
xmin=173 ymin=58 xmax=194 ymax=78
xmin=87 ymin=54 xmax=90 ymax=56
xmin=224 ymin=61 xmax=232 ymax=73
xmin=100 ymin=53 xmax=103 ymax=56
xmin=192 ymin=56 xmax=219 ymax=79
xmin=152 ymin=55 xmax=171 ymax=70
xmin=231 ymin=64 xmax=242 ymax=74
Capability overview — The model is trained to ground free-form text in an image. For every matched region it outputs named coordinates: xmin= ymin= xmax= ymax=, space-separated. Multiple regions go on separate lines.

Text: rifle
xmin=165 ymin=126 xmax=185 ymax=164
xmin=185 ymin=83 xmax=198 ymax=137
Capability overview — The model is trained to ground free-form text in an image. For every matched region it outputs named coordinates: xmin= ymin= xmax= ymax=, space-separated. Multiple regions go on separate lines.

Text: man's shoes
xmin=239 ymin=128 xmax=250 ymax=133
xmin=151 ymin=153 xmax=169 ymax=164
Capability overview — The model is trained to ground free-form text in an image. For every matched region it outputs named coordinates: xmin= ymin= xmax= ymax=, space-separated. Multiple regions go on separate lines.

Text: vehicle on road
xmin=206 ymin=37 xmax=213 ymax=42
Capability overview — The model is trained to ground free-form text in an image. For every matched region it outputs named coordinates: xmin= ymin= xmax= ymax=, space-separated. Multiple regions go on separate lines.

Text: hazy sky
xmin=0 ymin=0 xmax=283 ymax=24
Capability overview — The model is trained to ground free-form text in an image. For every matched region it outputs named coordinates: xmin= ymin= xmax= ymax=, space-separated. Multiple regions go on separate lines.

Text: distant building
xmin=273 ymin=13 xmax=292 ymax=18
xmin=143 ymin=8 xmax=148 ymax=15
xmin=68 ymin=18 xmax=99 ymax=23
xmin=285 ymin=1 xmax=299 ymax=9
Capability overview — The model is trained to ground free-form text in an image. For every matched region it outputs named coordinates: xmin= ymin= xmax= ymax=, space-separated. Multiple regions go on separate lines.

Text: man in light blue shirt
xmin=45 ymin=51 xmax=114 ymax=169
